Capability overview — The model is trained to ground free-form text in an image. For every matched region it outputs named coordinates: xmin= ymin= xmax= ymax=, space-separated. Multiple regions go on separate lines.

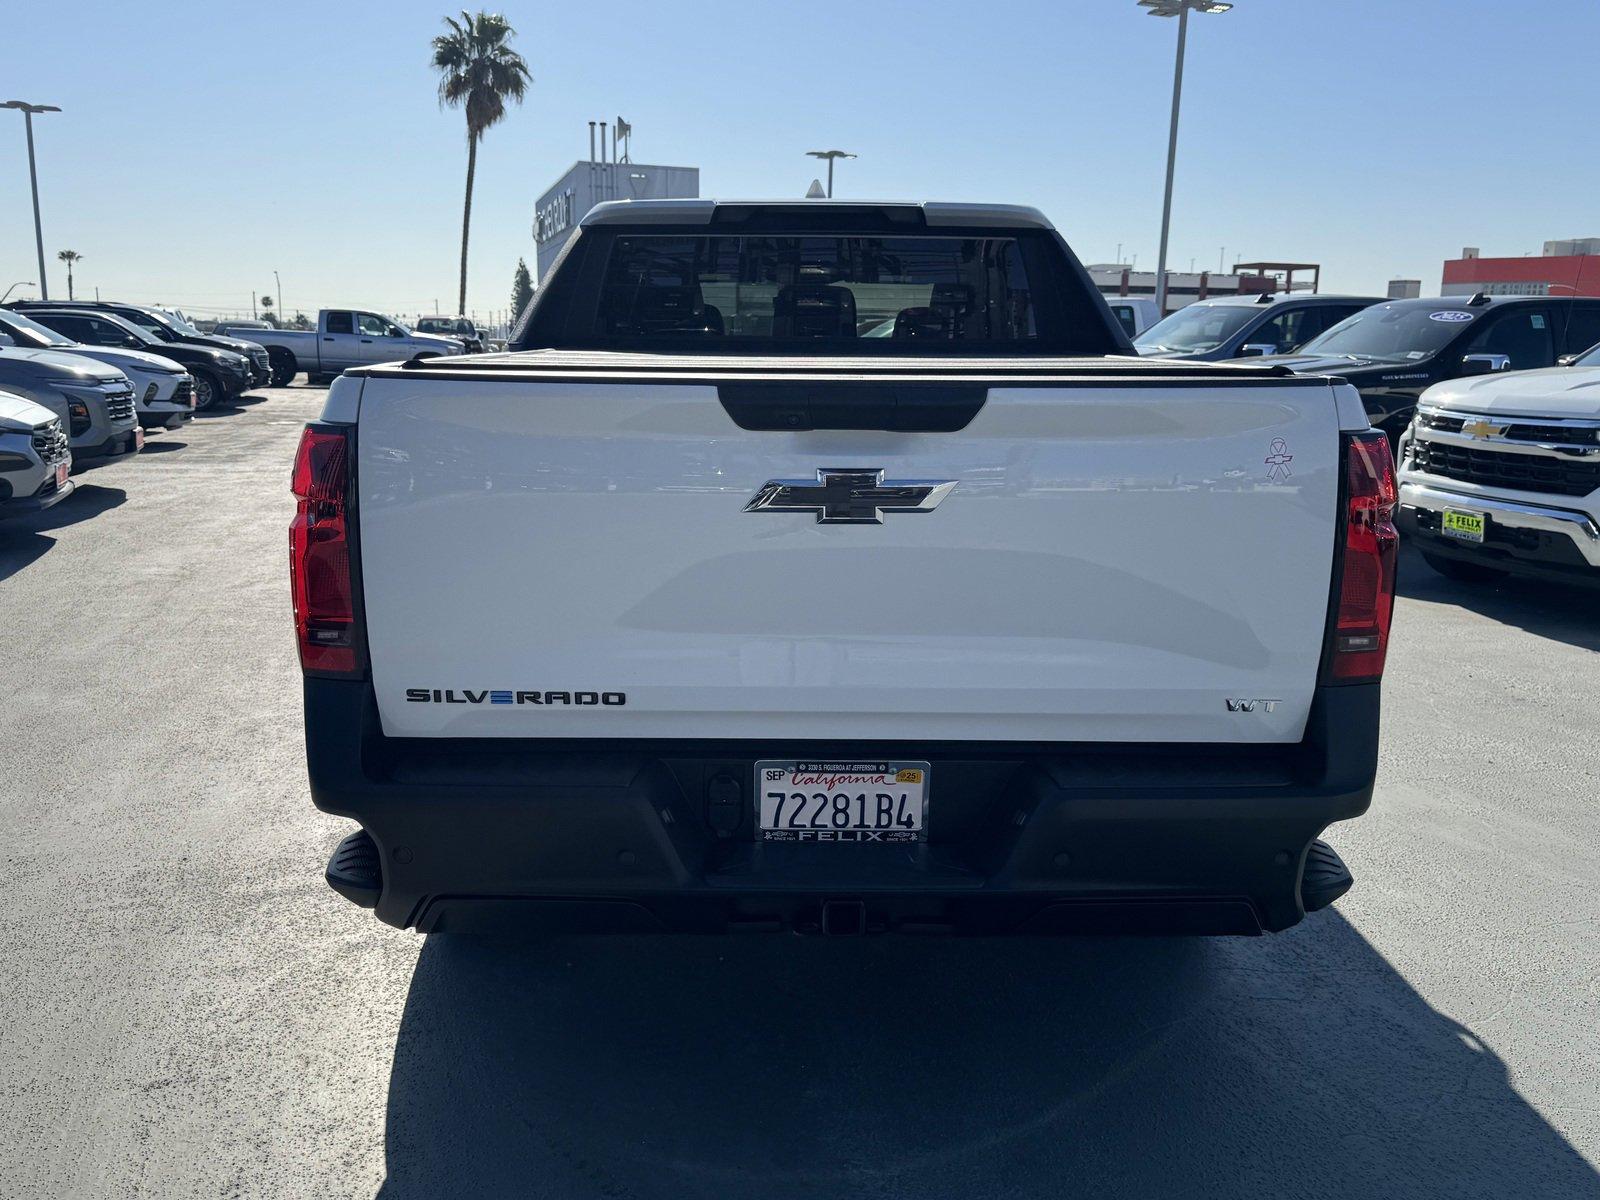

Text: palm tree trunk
xmin=66 ymin=264 xmax=74 ymax=300
xmin=458 ymin=135 xmax=477 ymax=315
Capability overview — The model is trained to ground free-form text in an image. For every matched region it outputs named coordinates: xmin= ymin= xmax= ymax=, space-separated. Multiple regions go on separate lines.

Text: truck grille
xmin=1410 ymin=438 xmax=1600 ymax=497
xmin=1418 ymin=410 xmax=1600 ymax=449
xmin=105 ymin=385 xmax=135 ymax=424
xmin=249 ymin=348 xmax=270 ymax=374
xmin=31 ymin=420 xmax=70 ymax=466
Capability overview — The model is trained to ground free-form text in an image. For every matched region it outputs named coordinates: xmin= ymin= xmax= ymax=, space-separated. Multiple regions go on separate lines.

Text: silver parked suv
xmin=0 ymin=345 xmax=140 ymax=467
xmin=0 ymin=389 xmax=74 ymax=515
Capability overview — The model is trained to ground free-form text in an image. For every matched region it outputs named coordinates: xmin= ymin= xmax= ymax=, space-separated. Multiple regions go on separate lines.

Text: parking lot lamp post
xmin=2 ymin=101 xmax=61 ymax=301
xmin=806 ymin=150 xmax=856 ymax=198
xmin=273 ymin=271 xmax=283 ymax=323
xmin=1 ymin=281 xmax=35 ymax=303
xmin=1136 ymin=1 xmax=1231 ymax=314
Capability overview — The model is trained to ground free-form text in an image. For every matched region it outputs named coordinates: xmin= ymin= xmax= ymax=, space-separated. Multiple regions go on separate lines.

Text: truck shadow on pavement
xmin=0 ymin=484 xmax=126 ymax=583
xmin=376 ymin=912 xmax=1599 ymax=1200
xmin=1398 ymin=546 xmax=1599 ymax=653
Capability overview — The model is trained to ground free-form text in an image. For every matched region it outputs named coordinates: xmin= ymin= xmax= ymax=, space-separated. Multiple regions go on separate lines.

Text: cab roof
xmin=579 ymin=198 xmax=1056 ymax=231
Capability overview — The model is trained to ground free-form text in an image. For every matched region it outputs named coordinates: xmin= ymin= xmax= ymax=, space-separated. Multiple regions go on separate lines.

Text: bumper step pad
xmin=1301 ymin=839 xmax=1353 ymax=913
xmin=326 ymin=829 xmax=382 ymax=909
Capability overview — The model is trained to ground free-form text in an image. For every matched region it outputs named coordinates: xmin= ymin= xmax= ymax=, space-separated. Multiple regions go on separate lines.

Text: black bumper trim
xmin=304 ymin=679 xmax=1379 ymax=935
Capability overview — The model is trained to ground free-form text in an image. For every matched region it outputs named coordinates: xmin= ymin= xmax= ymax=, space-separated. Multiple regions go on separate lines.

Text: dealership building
xmin=532 ymin=125 xmax=698 ymax=282
xmin=1441 ymin=239 xmax=1600 ymax=297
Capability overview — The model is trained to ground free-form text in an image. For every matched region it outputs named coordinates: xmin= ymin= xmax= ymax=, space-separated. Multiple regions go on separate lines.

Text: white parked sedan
xmin=0 ymin=309 xmax=193 ymax=431
xmin=1397 ymin=340 xmax=1600 ymax=587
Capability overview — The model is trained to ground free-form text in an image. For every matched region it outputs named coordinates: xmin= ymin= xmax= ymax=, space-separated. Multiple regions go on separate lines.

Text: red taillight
xmin=290 ymin=424 xmax=361 ymax=675
xmin=1326 ymin=430 xmax=1398 ymax=682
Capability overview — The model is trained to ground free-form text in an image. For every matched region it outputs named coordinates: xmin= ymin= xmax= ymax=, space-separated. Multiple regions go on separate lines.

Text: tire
xmin=267 ymin=348 xmax=297 ymax=388
xmin=1422 ymin=550 xmax=1508 ymax=583
xmin=192 ymin=370 xmax=223 ymax=412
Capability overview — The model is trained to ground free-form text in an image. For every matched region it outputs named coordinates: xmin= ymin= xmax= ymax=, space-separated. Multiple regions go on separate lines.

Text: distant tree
xmin=290 ymin=312 xmax=312 ymax=330
xmin=510 ymin=257 xmax=533 ymax=323
xmin=431 ymin=10 xmax=531 ymax=316
xmin=57 ymin=249 xmax=83 ymax=300
xmin=260 ymin=295 xmax=279 ymax=328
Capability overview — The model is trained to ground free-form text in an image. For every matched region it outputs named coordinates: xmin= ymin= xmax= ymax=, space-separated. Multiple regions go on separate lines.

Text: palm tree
xmin=57 ymin=249 xmax=83 ymax=300
xmin=430 ymin=11 xmax=530 ymax=316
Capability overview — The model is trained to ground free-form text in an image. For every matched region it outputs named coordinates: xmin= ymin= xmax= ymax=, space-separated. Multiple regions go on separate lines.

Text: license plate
xmin=1441 ymin=509 xmax=1486 ymax=543
xmin=54 ymin=461 xmax=68 ymax=489
xmin=755 ymin=760 xmax=929 ymax=843
xmin=133 ymin=428 xmax=146 ymax=450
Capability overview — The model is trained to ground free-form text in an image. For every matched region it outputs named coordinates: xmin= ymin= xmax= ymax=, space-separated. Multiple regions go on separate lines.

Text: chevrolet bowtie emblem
xmin=1461 ymin=418 xmax=1507 ymax=439
xmin=744 ymin=468 xmax=957 ymax=524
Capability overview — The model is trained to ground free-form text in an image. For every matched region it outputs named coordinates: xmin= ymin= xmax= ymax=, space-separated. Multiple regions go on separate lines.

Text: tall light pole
xmin=2 ymin=100 xmax=62 ymax=301
xmin=273 ymin=270 xmax=283 ymax=323
xmin=1137 ymin=1 xmax=1231 ymax=314
xmin=806 ymin=149 xmax=856 ymax=198
xmin=1 ymin=282 xmax=35 ymax=304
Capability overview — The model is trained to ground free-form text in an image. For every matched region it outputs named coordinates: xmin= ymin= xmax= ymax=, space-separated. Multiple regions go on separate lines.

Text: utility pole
xmin=3 ymin=100 xmax=62 ymax=300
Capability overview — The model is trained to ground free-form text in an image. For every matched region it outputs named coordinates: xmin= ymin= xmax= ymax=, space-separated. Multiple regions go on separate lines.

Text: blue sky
xmin=3 ymin=0 xmax=1597 ymax=322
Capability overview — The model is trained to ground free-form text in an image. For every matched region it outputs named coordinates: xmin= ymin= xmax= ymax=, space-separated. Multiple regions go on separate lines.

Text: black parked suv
xmin=10 ymin=299 xmax=271 ymax=388
xmin=1240 ymin=294 xmax=1600 ymax=436
xmin=1134 ymin=293 xmax=1383 ymax=361
xmin=19 ymin=308 xmax=251 ymax=410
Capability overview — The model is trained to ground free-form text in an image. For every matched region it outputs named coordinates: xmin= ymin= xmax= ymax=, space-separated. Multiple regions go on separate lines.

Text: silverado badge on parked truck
xmin=744 ymin=468 xmax=957 ymax=524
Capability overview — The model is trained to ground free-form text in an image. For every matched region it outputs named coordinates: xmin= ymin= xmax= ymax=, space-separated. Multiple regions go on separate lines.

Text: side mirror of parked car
xmin=1238 ymin=343 xmax=1276 ymax=357
xmin=1460 ymin=353 xmax=1512 ymax=376
xmin=1557 ymin=353 xmax=1579 ymax=366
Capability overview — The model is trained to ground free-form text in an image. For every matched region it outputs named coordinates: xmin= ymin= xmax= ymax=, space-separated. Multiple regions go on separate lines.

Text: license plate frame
xmin=1441 ymin=508 xmax=1486 ymax=544
xmin=54 ymin=461 xmax=69 ymax=490
xmin=754 ymin=760 xmax=930 ymax=844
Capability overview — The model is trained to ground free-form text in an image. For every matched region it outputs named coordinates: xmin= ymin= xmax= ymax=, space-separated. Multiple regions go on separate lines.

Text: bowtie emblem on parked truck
xmin=744 ymin=468 xmax=958 ymax=524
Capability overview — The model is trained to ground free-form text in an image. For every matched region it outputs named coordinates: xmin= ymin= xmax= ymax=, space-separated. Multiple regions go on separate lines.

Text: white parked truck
xmin=295 ymin=199 xmax=1398 ymax=937
xmin=218 ymin=310 xmax=464 ymax=386
xmin=1398 ymin=338 xmax=1600 ymax=587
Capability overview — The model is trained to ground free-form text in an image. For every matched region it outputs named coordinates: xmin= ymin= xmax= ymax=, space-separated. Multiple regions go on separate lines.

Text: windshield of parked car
xmin=1133 ymin=304 xmax=1258 ymax=353
xmin=0 ymin=311 xmax=76 ymax=349
xmin=1573 ymin=340 xmax=1600 ymax=366
xmin=161 ymin=313 xmax=204 ymax=337
xmin=1300 ymin=302 xmax=1479 ymax=361
xmin=117 ymin=311 xmax=179 ymax=342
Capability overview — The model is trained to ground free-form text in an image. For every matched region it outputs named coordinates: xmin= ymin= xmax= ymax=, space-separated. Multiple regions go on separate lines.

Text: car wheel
xmin=267 ymin=348 xmax=297 ymax=388
xmin=1422 ymin=550 xmax=1508 ymax=583
xmin=192 ymin=370 xmax=222 ymax=411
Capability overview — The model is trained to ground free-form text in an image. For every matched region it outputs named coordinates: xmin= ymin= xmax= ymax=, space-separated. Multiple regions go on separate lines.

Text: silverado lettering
xmin=404 ymin=688 xmax=625 ymax=705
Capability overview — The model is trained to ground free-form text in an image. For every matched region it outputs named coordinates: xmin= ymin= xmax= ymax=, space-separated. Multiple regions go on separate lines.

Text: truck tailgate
xmin=352 ymin=357 xmax=1344 ymax=743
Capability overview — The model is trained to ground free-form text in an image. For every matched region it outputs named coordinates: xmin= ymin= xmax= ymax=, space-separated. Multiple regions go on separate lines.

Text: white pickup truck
xmin=295 ymin=199 xmax=1397 ymax=937
xmin=1398 ymin=337 xmax=1600 ymax=586
xmin=218 ymin=309 xmax=463 ymax=386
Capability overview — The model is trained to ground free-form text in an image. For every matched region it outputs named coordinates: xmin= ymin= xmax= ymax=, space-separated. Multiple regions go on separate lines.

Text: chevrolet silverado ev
xmin=294 ymin=200 xmax=1397 ymax=936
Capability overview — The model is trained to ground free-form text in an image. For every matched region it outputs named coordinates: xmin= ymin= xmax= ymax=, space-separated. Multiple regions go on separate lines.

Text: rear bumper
xmin=1399 ymin=479 xmax=1600 ymax=583
xmin=305 ymin=680 xmax=1379 ymax=936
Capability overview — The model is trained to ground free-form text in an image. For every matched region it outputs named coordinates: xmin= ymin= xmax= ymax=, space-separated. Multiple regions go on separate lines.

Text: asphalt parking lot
xmin=3 ymin=386 xmax=1598 ymax=1200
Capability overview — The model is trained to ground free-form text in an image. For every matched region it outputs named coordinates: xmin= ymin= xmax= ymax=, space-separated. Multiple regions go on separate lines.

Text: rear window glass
xmin=596 ymin=235 xmax=1038 ymax=345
